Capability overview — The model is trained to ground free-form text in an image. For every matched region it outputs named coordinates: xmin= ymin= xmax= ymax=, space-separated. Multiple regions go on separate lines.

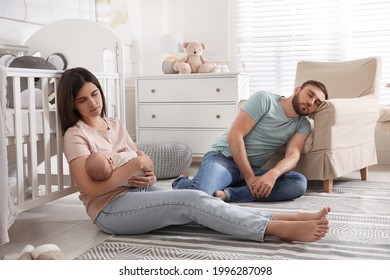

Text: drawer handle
xmin=150 ymin=89 xmax=156 ymax=93
xmin=216 ymin=88 xmax=221 ymax=93
xmin=216 ymin=114 xmax=221 ymax=119
xmin=151 ymin=114 xmax=156 ymax=119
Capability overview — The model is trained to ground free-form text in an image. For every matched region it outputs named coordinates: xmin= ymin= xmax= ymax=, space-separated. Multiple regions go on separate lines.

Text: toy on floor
xmin=3 ymin=243 xmax=65 ymax=260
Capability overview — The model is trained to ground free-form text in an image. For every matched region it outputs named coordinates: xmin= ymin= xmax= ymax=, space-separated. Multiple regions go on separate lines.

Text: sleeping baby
xmin=85 ymin=148 xmax=138 ymax=181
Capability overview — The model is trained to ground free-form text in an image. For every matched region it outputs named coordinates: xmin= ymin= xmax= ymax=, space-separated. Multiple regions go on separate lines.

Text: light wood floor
xmin=1 ymin=164 xmax=389 ymax=260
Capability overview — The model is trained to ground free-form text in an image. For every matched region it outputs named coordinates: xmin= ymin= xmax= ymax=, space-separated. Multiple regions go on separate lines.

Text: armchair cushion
xmin=295 ymin=57 xmax=382 ymax=98
xmin=307 ymin=95 xmax=379 ymax=152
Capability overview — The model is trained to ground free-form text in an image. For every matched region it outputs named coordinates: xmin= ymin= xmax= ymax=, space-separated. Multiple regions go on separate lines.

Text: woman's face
xmin=74 ymin=82 xmax=103 ymax=120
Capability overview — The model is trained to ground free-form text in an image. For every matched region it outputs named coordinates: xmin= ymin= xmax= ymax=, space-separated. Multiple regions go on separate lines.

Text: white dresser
xmin=135 ymin=73 xmax=250 ymax=157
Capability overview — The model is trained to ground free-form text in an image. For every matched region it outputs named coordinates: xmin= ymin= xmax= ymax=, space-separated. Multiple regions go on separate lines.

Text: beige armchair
xmin=265 ymin=57 xmax=382 ymax=192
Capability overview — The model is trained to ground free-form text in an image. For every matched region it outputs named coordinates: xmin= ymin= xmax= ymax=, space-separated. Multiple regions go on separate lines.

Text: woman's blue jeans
xmin=172 ymin=151 xmax=307 ymax=202
xmin=95 ymin=186 xmax=274 ymax=242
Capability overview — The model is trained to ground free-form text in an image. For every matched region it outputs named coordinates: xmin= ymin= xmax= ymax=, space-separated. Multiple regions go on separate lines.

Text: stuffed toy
xmin=173 ymin=41 xmax=216 ymax=74
xmin=0 ymin=52 xmax=67 ymax=108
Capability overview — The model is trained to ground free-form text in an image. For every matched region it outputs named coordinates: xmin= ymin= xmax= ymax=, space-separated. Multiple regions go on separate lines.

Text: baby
xmin=85 ymin=148 xmax=138 ymax=181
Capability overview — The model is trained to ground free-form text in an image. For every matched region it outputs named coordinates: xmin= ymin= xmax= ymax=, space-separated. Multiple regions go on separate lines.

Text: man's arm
xmin=253 ymin=133 xmax=308 ymax=198
xmin=227 ymin=110 xmax=258 ymax=183
xmin=271 ymin=133 xmax=307 ymax=177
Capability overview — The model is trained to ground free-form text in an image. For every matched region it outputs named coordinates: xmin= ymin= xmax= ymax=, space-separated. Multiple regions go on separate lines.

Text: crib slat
xmin=54 ymin=77 xmax=65 ymax=191
xmin=12 ymin=77 xmax=25 ymax=204
xmin=41 ymin=77 xmax=52 ymax=195
xmin=27 ymin=77 xmax=39 ymax=200
xmin=116 ymin=76 xmax=123 ymax=122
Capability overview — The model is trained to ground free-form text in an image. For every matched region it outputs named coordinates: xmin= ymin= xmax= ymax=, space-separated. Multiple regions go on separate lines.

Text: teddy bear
xmin=0 ymin=52 xmax=67 ymax=108
xmin=173 ymin=41 xmax=216 ymax=74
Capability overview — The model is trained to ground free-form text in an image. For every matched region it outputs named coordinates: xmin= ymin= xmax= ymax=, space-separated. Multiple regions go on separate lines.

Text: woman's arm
xmin=69 ymin=153 xmax=155 ymax=198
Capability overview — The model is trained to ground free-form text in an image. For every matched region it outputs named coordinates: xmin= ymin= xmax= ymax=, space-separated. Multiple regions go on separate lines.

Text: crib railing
xmin=5 ymin=68 xmax=123 ymax=212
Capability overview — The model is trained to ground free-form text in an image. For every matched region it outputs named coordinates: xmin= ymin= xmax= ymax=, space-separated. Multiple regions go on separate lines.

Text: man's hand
xmin=246 ymin=170 xmax=278 ymax=198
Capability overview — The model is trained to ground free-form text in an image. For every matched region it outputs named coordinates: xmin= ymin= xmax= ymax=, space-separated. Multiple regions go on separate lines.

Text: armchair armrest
xmin=309 ymin=95 xmax=380 ymax=152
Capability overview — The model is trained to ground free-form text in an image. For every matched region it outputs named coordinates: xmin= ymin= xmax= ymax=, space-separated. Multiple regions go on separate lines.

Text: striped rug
xmin=74 ymin=180 xmax=390 ymax=260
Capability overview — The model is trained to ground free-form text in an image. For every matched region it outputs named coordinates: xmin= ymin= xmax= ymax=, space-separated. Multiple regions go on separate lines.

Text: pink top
xmin=64 ymin=117 xmax=135 ymax=221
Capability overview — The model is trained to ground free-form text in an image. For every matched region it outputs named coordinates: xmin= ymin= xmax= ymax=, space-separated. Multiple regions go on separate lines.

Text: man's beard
xmin=292 ymin=93 xmax=310 ymax=116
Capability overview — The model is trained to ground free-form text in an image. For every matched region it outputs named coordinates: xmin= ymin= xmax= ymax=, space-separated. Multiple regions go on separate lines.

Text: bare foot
xmin=266 ymin=219 xmax=329 ymax=242
xmin=214 ymin=190 xmax=226 ymax=201
xmin=274 ymin=207 xmax=330 ymax=222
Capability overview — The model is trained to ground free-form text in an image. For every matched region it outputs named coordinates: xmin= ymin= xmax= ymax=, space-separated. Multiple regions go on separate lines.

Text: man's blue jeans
xmin=172 ymin=151 xmax=307 ymax=202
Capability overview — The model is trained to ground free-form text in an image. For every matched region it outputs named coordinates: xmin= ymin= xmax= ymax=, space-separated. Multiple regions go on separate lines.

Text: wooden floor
xmin=1 ymin=164 xmax=389 ymax=260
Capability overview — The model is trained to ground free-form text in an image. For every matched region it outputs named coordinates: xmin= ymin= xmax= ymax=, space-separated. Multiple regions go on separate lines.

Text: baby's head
xmin=85 ymin=151 xmax=112 ymax=181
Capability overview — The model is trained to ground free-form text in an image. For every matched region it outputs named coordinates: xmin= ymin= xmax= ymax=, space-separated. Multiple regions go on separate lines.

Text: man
xmin=172 ymin=80 xmax=328 ymax=202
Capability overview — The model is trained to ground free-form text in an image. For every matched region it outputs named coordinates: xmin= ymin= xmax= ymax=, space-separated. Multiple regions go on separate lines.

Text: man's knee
xmin=292 ymin=172 xmax=307 ymax=195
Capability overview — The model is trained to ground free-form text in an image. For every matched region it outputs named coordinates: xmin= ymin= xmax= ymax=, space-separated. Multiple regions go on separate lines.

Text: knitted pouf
xmin=136 ymin=141 xmax=192 ymax=179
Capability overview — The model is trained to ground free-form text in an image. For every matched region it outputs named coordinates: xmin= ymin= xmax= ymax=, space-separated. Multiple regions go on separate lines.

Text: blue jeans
xmin=95 ymin=186 xmax=274 ymax=242
xmin=172 ymin=151 xmax=307 ymax=202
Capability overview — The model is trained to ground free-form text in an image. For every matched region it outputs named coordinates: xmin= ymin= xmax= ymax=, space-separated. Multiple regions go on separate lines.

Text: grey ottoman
xmin=136 ymin=141 xmax=192 ymax=179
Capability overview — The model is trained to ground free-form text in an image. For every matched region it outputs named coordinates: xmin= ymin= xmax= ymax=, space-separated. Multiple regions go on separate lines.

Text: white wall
xmin=0 ymin=18 xmax=41 ymax=45
xmin=136 ymin=0 xmax=233 ymax=75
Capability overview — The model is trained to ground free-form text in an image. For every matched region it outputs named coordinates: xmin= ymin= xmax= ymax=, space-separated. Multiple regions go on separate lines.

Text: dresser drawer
xmin=138 ymin=104 xmax=237 ymax=128
xmin=137 ymin=129 xmax=225 ymax=156
xmin=137 ymin=77 xmax=238 ymax=102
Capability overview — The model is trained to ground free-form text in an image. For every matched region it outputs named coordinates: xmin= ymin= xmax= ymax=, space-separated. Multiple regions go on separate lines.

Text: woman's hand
xmin=127 ymin=151 xmax=156 ymax=188
xmin=128 ymin=171 xmax=157 ymax=188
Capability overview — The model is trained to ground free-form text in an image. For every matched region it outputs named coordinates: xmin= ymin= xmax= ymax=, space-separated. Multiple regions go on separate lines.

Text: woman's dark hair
xmin=300 ymin=80 xmax=329 ymax=100
xmin=57 ymin=67 xmax=107 ymax=135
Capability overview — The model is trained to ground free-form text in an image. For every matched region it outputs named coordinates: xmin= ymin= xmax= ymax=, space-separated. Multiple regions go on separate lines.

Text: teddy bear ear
xmin=183 ymin=42 xmax=190 ymax=48
xmin=201 ymin=42 xmax=206 ymax=49
xmin=47 ymin=52 xmax=67 ymax=70
xmin=0 ymin=53 xmax=16 ymax=67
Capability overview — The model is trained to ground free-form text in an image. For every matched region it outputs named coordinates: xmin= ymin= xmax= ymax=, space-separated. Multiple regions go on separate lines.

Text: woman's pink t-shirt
xmin=64 ymin=117 xmax=135 ymax=221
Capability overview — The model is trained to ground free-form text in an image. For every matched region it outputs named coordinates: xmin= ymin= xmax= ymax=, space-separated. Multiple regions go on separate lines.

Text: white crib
xmin=0 ymin=19 xmax=125 ymax=244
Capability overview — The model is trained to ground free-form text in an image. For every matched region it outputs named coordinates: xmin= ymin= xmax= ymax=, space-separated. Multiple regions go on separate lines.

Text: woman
xmin=57 ymin=67 xmax=330 ymax=243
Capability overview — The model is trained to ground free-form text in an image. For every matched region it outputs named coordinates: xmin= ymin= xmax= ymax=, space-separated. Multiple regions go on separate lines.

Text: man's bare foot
xmin=214 ymin=190 xmax=226 ymax=201
xmin=273 ymin=207 xmax=330 ymax=222
xmin=266 ymin=219 xmax=329 ymax=242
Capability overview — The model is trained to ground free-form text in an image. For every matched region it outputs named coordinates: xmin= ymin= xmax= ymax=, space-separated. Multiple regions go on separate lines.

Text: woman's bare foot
xmin=214 ymin=190 xmax=226 ymax=201
xmin=266 ymin=219 xmax=329 ymax=242
xmin=273 ymin=207 xmax=330 ymax=222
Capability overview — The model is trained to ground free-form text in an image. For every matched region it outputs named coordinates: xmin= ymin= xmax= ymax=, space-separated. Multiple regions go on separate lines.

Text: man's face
xmin=292 ymin=85 xmax=326 ymax=116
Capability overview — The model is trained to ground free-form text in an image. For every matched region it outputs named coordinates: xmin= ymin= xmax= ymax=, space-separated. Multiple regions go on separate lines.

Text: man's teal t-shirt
xmin=210 ymin=90 xmax=311 ymax=168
